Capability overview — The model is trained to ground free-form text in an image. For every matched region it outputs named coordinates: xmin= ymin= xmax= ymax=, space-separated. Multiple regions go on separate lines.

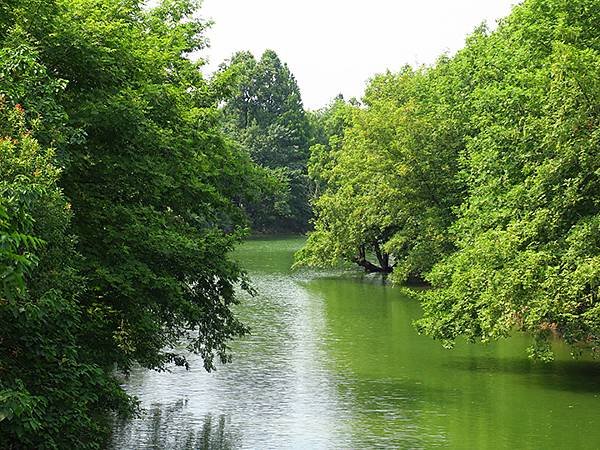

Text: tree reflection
xmin=112 ymin=399 xmax=240 ymax=449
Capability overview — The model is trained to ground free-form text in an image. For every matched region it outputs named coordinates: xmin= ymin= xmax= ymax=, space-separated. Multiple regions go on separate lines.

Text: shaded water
xmin=112 ymin=236 xmax=600 ymax=449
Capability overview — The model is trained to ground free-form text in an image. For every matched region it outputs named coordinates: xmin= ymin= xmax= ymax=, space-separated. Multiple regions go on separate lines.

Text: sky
xmin=197 ymin=0 xmax=519 ymax=110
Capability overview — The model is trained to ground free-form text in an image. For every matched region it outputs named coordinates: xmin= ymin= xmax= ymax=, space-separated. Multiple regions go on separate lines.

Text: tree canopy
xmin=1 ymin=0 xmax=600 ymax=446
xmin=221 ymin=50 xmax=312 ymax=232
xmin=417 ymin=0 xmax=600 ymax=359
xmin=296 ymin=66 xmax=465 ymax=281
xmin=297 ymin=0 xmax=600 ymax=359
xmin=0 ymin=0 xmax=263 ymax=447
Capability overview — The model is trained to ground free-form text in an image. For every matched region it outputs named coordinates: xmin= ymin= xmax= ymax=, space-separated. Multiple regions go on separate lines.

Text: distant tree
xmin=222 ymin=50 xmax=312 ymax=231
xmin=306 ymin=95 xmax=353 ymax=197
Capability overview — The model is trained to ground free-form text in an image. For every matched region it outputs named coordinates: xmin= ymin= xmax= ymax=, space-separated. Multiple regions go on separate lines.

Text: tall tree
xmin=222 ymin=50 xmax=312 ymax=231
xmin=49 ymin=0 xmax=252 ymax=371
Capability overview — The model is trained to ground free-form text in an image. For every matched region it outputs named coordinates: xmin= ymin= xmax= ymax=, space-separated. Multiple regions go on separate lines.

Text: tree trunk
xmin=372 ymin=241 xmax=392 ymax=273
xmin=352 ymin=244 xmax=392 ymax=274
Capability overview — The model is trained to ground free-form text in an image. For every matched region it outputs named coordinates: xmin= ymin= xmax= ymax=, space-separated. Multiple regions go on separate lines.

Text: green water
xmin=113 ymin=236 xmax=600 ymax=449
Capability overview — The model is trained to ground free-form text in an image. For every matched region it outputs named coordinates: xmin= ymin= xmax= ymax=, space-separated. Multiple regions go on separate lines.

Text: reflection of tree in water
xmin=111 ymin=399 xmax=240 ymax=449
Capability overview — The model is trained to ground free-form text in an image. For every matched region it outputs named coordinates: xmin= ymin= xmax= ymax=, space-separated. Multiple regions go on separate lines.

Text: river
xmin=112 ymin=236 xmax=600 ymax=449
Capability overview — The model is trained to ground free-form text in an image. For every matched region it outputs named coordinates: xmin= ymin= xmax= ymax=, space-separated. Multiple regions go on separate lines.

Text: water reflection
xmin=112 ymin=238 xmax=353 ymax=448
xmin=112 ymin=400 xmax=239 ymax=449
xmin=306 ymin=274 xmax=600 ymax=449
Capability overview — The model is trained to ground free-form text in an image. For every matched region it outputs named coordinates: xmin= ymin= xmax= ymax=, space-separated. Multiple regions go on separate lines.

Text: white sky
xmin=198 ymin=0 xmax=519 ymax=110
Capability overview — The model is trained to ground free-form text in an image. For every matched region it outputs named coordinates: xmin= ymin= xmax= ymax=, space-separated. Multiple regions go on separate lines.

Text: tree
xmin=221 ymin=50 xmax=312 ymax=231
xmin=417 ymin=0 xmax=600 ymax=359
xmin=1 ymin=0 xmax=260 ymax=446
xmin=296 ymin=68 xmax=465 ymax=281
xmin=0 ymin=85 xmax=131 ymax=448
xmin=305 ymin=95 xmax=352 ymax=197
xmin=298 ymin=0 xmax=599 ymax=359
xmin=44 ymin=0 xmax=252 ymax=372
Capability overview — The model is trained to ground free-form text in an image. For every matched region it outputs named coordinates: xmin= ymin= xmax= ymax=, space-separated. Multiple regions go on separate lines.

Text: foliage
xmin=221 ymin=50 xmax=312 ymax=232
xmin=417 ymin=0 xmax=600 ymax=359
xmin=305 ymin=95 xmax=353 ymax=197
xmin=298 ymin=0 xmax=600 ymax=358
xmin=297 ymin=68 xmax=465 ymax=280
xmin=0 ymin=98 xmax=133 ymax=449
xmin=1 ymin=0 xmax=260 ymax=447
xmin=36 ymin=0 xmax=252 ymax=373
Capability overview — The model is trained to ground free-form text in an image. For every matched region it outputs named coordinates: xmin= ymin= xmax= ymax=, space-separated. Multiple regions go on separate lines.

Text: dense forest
xmin=0 ymin=0 xmax=598 ymax=448
xmin=0 ymin=0 xmax=270 ymax=447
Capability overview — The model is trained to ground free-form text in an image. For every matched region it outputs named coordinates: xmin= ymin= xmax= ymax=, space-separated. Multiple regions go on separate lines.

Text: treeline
xmin=297 ymin=0 xmax=599 ymax=359
xmin=0 ymin=0 xmax=290 ymax=448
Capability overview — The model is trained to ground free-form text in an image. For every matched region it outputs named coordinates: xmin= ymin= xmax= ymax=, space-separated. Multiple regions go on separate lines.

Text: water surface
xmin=112 ymin=236 xmax=600 ymax=449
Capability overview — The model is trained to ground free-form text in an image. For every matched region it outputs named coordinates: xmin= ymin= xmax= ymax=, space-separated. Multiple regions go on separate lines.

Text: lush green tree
xmin=305 ymin=95 xmax=353 ymax=197
xmin=1 ymin=0 xmax=261 ymax=446
xmin=221 ymin=50 xmax=312 ymax=231
xmin=297 ymin=68 xmax=465 ymax=281
xmin=224 ymin=50 xmax=309 ymax=168
xmin=0 ymin=93 xmax=131 ymax=448
xmin=417 ymin=0 xmax=600 ymax=359
xmin=42 ymin=0 xmax=252 ymax=371
xmin=298 ymin=0 xmax=599 ymax=359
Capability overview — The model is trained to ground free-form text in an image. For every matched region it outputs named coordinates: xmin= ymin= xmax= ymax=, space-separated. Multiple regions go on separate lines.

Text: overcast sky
xmin=198 ymin=0 xmax=519 ymax=110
